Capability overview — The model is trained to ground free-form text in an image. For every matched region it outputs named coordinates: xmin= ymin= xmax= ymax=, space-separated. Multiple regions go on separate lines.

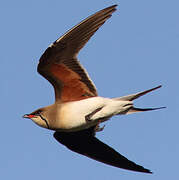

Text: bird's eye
xmin=31 ymin=110 xmax=42 ymax=116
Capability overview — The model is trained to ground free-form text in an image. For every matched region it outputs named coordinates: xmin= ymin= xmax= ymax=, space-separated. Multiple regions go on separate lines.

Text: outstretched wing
xmin=38 ymin=5 xmax=117 ymax=102
xmin=53 ymin=127 xmax=152 ymax=174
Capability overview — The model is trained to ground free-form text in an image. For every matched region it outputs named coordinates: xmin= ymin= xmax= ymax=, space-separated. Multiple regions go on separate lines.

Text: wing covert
xmin=38 ymin=5 xmax=117 ymax=102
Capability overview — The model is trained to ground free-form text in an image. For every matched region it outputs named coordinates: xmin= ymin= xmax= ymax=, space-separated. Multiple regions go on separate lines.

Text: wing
xmin=38 ymin=5 xmax=117 ymax=102
xmin=53 ymin=127 xmax=152 ymax=174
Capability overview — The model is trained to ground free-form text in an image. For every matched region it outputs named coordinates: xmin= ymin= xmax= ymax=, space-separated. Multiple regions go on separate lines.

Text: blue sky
xmin=1 ymin=0 xmax=179 ymax=179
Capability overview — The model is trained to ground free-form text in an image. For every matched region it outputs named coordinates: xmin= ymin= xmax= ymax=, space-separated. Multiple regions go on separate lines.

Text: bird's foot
xmin=85 ymin=107 xmax=103 ymax=122
xmin=95 ymin=124 xmax=105 ymax=132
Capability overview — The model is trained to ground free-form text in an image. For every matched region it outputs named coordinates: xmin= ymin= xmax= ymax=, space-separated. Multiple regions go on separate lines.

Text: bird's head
xmin=23 ymin=108 xmax=50 ymax=129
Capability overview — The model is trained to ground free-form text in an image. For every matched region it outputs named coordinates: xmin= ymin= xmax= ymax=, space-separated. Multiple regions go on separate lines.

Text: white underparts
xmin=89 ymin=99 xmax=133 ymax=121
xmin=57 ymin=97 xmax=133 ymax=131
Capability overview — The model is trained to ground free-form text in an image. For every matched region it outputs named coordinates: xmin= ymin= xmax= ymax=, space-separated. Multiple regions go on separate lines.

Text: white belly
xmin=55 ymin=97 xmax=132 ymax=132
xmin=57 ymin=97 xmax=107 ymax=130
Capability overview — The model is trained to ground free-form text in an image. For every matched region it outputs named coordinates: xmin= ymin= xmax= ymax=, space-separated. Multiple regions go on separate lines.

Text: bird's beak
xmin=23 ymin=114 xmax=30 ymax=119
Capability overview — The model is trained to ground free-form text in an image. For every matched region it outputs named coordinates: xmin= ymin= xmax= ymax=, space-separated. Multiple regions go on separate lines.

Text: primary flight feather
xmin=23 ymin=5 xmax=165 ymax=173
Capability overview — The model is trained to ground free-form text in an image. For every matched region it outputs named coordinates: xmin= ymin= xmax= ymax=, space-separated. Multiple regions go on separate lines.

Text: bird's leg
xmin=85 ymin=107 xmax=103 ymax=122
xmin=95 ymin=121 xmax=105 ymax=132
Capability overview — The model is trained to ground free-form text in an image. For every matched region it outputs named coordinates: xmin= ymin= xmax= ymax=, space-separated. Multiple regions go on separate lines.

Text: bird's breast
xmin=55 ymin=97 xmax=109 ymax=131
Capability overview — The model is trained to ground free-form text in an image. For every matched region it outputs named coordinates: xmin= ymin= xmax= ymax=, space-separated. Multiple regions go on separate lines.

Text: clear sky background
xmin=1 ymin=0 xmax=178 ymax=179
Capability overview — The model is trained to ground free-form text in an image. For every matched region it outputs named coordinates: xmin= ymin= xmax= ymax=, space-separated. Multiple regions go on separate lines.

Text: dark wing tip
xmin=147 ymin=169 xmax=153 ymax=174
xmin=53 ymin=129 xmax=153 ymax=174
xmin=135 ymin=166 xmax=153 ymax=174
xmin=106 ymin=4 xmax=118 ymax=9
xmin=101 ymin=4 xmax=118 ymax=14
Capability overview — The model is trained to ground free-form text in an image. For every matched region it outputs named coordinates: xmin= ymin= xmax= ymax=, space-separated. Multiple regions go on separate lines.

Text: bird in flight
xmin=23 ymin=5 xmax=164 ymax=174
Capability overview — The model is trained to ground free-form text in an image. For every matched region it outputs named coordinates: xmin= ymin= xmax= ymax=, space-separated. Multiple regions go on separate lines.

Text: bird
xmin=23 ymin=5 xmax=165 ymax=174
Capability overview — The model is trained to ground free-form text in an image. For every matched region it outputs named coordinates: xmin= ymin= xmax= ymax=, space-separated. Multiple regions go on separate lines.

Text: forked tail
xmin=114 ymin=85 xmax=166 ymax=114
